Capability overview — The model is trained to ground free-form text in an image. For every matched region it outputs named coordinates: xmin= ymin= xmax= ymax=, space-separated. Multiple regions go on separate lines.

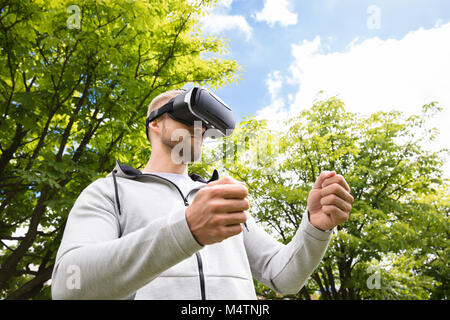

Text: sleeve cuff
xmin=300 ymin=210 xmax=334 ymax=241
xmin=169 ymin=208 xmax=204 ymax=257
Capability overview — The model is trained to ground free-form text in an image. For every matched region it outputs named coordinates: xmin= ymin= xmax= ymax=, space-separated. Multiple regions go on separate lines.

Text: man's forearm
xmin=244 ymin=211 xmax=333 ymax=295
xmin=52 ymin=209 xmax=202 ymax=299
xmin=269 ymin=211 xmax=333 ymax=294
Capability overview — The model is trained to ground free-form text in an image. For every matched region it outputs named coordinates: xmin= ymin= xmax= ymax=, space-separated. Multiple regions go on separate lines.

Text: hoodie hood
xmin=109 ymin=160 xmax=219 ymax=184
xmin=108 ymin=160 xmax=219 ymax=216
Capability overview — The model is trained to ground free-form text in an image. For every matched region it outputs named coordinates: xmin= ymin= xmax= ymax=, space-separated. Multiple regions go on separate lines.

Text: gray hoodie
xmin=51 ymin=161 xmax=333 ymax=300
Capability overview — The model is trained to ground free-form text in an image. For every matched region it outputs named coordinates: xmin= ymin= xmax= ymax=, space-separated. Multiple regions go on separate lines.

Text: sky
xmin=198 ymin=0 xmax=450 ymax=178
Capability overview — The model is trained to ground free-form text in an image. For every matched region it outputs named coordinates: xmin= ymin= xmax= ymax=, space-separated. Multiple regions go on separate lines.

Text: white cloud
xmin=254 ymin=0 xmax=298 ymax=27
xmin=287 ymin=23 xmax=450 ymax=118
xmin=200 ymin=14 xmax=252 ymax=41
xmin=259 ymin=22 xmax=450 ymax=176
xmin=266 ymin=70 xmax=283 ymax=98
xmin=199 ymin=0 xmax=252 ymax=41
xmin=217 ymin=0 xmax=233 ymax=9
xmin=256 ymin=71 xmax=289 ymax=126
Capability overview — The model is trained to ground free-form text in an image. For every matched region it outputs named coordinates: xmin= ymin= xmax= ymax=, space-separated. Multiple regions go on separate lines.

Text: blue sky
xmin=198 ymin=0 xmax=450 ymax=176
xmin=201 ymin=0 xmax=450 ymax=119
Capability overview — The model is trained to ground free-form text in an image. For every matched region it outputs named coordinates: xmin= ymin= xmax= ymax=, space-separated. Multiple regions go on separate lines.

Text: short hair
xmin=146 ymin=89 xmax=185 ymax=143
xmin=147 ymin=89 xmax=185 ymax=118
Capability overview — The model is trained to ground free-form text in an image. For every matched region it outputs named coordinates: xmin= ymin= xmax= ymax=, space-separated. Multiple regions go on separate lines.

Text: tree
xmin=202 ymin=97 xmax=448 ymax=299
xmin=0 ymin=0 xmax=239 ymax=299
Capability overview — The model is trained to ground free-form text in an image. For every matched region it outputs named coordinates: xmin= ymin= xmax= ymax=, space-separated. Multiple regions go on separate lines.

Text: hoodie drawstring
xmin=112 ymin=169 xmax=122 ymax=216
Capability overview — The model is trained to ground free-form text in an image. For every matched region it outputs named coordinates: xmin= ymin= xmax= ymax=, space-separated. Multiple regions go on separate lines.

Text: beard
xmin=161 ymin=126 xmax=203 ymax=164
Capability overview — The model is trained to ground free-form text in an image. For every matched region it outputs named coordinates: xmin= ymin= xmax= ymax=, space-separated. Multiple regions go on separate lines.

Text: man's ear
xmin=149 ymin=117 xmax=162 ymax=135
xmin=148 ymin=113 xmax=168 ymax=142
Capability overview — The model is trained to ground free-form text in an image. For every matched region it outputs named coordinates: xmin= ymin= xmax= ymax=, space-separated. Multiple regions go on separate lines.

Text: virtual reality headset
xmin=146 ymin=87 xmax=236 ymax=140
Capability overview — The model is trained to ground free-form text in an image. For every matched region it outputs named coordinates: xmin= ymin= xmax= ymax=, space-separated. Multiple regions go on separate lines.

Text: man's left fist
xmin=307 ymin=171 xmax=354 ymax=231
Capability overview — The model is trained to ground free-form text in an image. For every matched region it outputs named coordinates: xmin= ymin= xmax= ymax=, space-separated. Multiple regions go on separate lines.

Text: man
xmin=51 ymin=89 xmax=354 ymax=299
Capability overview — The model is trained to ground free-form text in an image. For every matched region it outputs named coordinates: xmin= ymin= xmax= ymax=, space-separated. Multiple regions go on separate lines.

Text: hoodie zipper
xmin=195 ymin=252 xmax=206 ymax=300
xmin=140 ymin=173 xmax=207 ymax=300
xmin=187 ymin=198 xmax=206 ymax=300
xmin=141 ymin=173 xmax=190 ymax=205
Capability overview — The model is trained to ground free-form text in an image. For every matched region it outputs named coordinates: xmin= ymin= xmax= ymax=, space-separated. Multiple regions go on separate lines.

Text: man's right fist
xmin=185 ymin=176 xmax=249 ymax=245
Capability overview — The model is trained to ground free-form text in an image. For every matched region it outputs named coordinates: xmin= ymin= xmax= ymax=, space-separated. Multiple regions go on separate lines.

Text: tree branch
xmin=5 ymin=266 xmax=53 ymax=300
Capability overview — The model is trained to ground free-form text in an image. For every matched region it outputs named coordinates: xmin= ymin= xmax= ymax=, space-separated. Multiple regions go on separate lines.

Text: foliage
xmin=0 ymin=0 xmax=239 ymax=299
xmin=202 ymin=97 xmax=449 ymax=300
xmin=1 ymin=0 xmax=448 ymax=301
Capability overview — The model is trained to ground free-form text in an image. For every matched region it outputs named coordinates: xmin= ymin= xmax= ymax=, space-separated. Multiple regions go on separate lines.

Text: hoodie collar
xmin=111 ymin=160 xmax=219 ymax=183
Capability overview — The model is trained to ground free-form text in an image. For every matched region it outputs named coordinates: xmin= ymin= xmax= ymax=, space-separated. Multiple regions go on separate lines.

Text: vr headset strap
xmin=145 ymin=99 xmax=175 ymax=140
xmin=147 ymin=99 xmax=175 ymax=123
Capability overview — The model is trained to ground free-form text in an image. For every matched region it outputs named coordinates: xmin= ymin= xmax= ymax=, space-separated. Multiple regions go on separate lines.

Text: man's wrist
xmin=307 ymin=210 xmax=333 ymax=233
xmin=300 ymin=210 xmax=333 ymax=241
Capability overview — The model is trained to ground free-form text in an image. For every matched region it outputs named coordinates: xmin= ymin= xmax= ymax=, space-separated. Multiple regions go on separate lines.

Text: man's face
xmin=159 ymin=113 xmax=206 ymax=164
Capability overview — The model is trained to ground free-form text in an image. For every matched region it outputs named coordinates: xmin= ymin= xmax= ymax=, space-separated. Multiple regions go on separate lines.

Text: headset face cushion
xmin=167 ymin=112 xmax=202 ymax=127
